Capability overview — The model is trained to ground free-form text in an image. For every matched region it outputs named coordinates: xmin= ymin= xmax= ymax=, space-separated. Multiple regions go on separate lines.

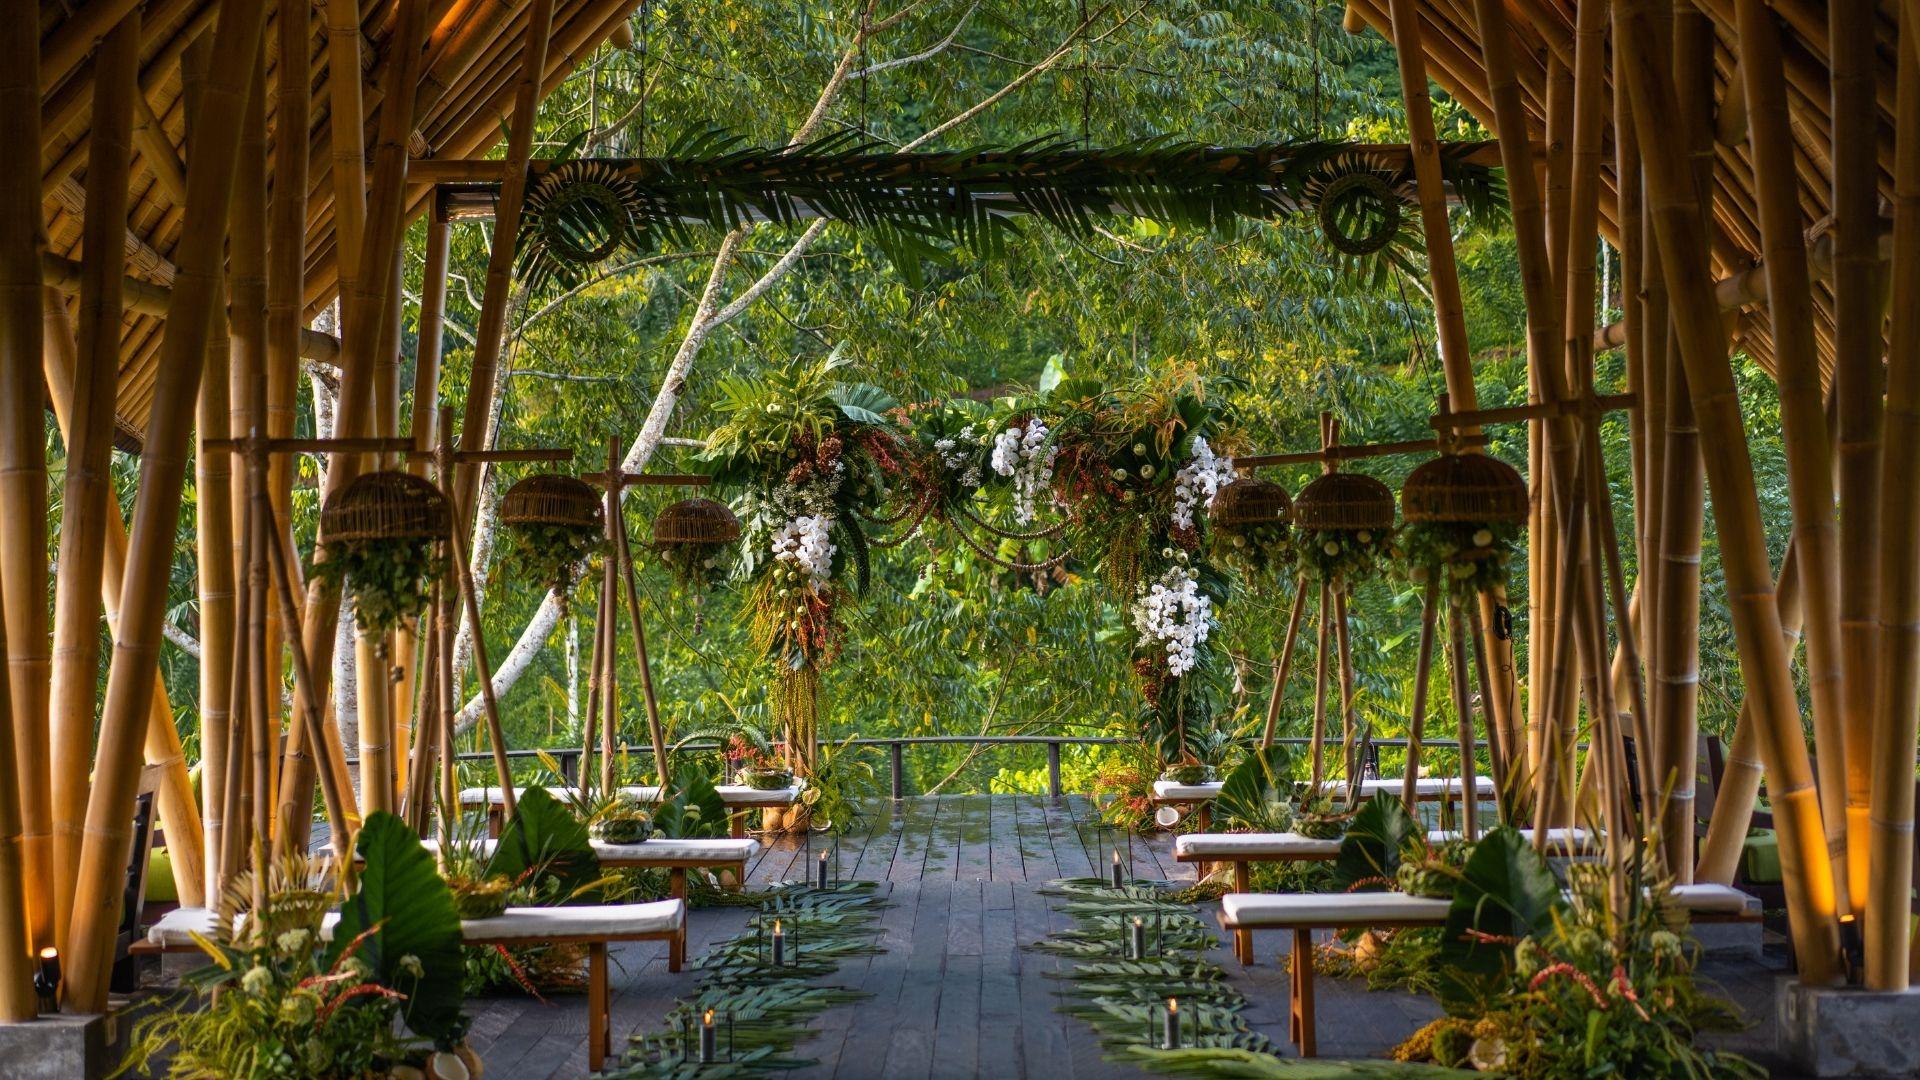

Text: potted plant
xmin=1394 ymin=838 xmax=1472 ymax=899
xmin=1292 ymin=786 xmax=1353 ymax=839
xmin=445 ymin=873 xmax=513 ymax=920
xmin=589 ymin=793 xmax=656 ymax=844
xmin=1158 ymin=761 xmax=1217 ymax=785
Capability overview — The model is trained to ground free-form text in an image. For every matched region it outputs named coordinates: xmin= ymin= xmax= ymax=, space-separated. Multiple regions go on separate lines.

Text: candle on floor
xmin=818 ymin=850 xmax=830 ymax=889
xmin=1163 ymin=997 xmax=1180 ymax=1049
xmin=1111 ymin=850 xmax=1124 ymax=888
xmin=1130 ymin=917 xmax=1146 ymax=960
xmin=34 ymin=947 xmax=59 ymax=1014
xmin=771 ymin=918 xmax=785 ymax=967
xmin=699 ymin=1009 xmax=717 ymax=1063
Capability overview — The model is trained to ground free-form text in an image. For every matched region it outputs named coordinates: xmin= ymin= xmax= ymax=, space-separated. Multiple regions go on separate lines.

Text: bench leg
xmin=729 ymin=811 xmax=747 ymax=839
xmin=488 ymin=807 xmax=503 ymax=839
xmin=588 ymin=942 xmax=610 ymax=1071
xmin=1196 ymin=804 xmax=1211 ymax=832
xmin=1290 ymin=928 xmax=1317 ymax=1057
xmin=668 ymin=869 xmax=687 ymax=971
xmin=1233 ymin=862 xmax=1252 ymax=965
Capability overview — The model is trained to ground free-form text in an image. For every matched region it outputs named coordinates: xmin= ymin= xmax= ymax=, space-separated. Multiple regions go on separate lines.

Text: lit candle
xmin=818 ymin=850 xmax=830 ymax=889
xmin=771 ymin=918 xmax=785 ymax=967
xmin=33 ymin=947 xmax=59 ymax=1013
xmin=1163 ymin=997 xmax=1180 ymax=1049
xmin=1110 ymin=850 xmax=1124 ymax=888
xmin=699 ymin=1009 xmax=717 ymax=1063
xmin=1130 ymin=917 xmax=1146 ymax=960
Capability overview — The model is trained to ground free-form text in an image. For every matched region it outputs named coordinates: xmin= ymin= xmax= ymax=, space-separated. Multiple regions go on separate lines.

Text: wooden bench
xmin=139 ymin=899 xmax=687 ymax=1072
xmin=1150 ymin=780 xmax=1223 ymax=829
xmin=1150 ymin=774 xmax=1498 ymax=832
xmin=1175 ymin=828 xmax=1598 ymax=963
xmin=457 ymin=783 xmax=805 ymax=839
xmin=1216 ymin=882 xmax=1760 ymax=1057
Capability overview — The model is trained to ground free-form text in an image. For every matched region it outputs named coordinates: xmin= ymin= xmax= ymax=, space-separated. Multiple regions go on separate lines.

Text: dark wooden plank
xmin=890 ymin=793 xmax=946 ymax=884
xmin=1013 ymin=796 xmax=1062 ymax=881
xmin=929 ymin=951 xmax=982 ymax=1079
xmin=868 ymin=876 xmax=952 ymax=1080
xmin=1043 ymin=795 xmax=1096 ymax=879
xmin=986 ymin=793 xmax=1026 ymax=882
xmin=1012 ymin=871 xmax=1073 ymax=1078
xmin=946 ymin=876 xmax=984 ymax=957
xmin=955 ymin=795 xmax=994 ymax=881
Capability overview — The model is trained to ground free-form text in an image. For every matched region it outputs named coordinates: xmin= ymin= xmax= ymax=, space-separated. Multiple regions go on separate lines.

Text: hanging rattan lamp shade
xmin=1210 ymin=476 xmax=1292 ymax=530
xmin=1291 ymin=470 xmax=1395 ymax=531
xmin=1401 ymin=453 xmax=1529 ymax=525
xmin=500 ymin=473 xmax=604 ymax=531
xmin=652 ymin=497 xmax=742 ymax=547
xmin=319 ymin=470 xmax=450 ymax=543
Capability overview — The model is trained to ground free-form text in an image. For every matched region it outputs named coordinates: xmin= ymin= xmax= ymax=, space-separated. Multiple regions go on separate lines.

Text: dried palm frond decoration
xmin=513 ymin=131 xmax=1505 ymax=290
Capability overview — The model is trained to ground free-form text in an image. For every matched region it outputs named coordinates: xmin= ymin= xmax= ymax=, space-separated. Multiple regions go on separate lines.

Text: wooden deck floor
xmin=460 ymin=795 xmax=1794 ymax=1078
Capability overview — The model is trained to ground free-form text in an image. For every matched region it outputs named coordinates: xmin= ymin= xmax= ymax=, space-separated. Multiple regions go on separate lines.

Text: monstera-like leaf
xmin=1216 ymin=744 xmax=1299 ymax=832
xmin=486 ymin=786 xmax=601 ymax=902
xmin=330 ymin=812 xmax=466 ymax=1042
xmin=654 ymin=765 xmax=729 ymax=839
xmin=1330 ymin=793 xmax=1420 ymax=892
xmin=1435 ymin=826 xmax=1563 ymax=1012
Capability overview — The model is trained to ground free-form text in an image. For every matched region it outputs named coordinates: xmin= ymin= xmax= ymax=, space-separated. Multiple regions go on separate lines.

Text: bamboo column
xmin=64 ymin=0 xmax=270 ymax=1010
xmin=1257 ymin=577 xmax=1310 ymax=748
xmin=1616 ymin=0 xmax=1840 ymax=982
xmin=1865 ymin=27 xmax=1920 ymax=992
xmin=1830 ymin=0 xmax=1885 ymax=912
xmin=1448 ymin=599 xmax=1480 ymax=840
xmin=1735 ymin=0 xmax=1850 ymax=909
xmin=47 ymin=11 xmax=140 ymax=957
xmin=1310 ymin=580 xmax=1332 ymax=788
xmin=265 ymin=0 xmax=313 ymax=826
xmin=1404 ymin=578 xmax=1442 ymax=812
xmin=609 ymin=460 xmax=671 ymax=791
xmin=0 ymin=9 xmax=45 ymax=1022
xmin=452 ymin=0 xmax=559 ymax=537
xmin=580 ymin=554 xmax=613 ymax=802
xmin=323 ymin=0 xmax=367 ymax=349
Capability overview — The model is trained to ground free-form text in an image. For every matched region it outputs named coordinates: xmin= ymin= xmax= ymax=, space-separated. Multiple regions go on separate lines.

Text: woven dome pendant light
xmin=500 ymin=473 xmax=604 ymax=530
xmin=651 ymin=497 xmax=743 ymax=547
xmin=1401 ymin=452 xmax=1528 ymax=527
xmin=319 ymin=469 xmax=452 ymax=544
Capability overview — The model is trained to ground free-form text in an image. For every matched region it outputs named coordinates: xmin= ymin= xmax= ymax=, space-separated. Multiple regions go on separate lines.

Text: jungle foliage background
xmin=92 ymin=0 xmax=1788 ymax=803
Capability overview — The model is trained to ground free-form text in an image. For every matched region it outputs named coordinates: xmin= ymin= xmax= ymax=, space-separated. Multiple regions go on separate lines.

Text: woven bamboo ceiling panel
xmin=38 ymin=0 xmax=639 ymax=448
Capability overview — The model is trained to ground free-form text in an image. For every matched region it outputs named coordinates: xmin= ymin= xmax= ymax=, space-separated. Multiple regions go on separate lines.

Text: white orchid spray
xmin=1171 ymin=434 xmax=1236 ymax=532
xmin=990 ymin=419 xmax=1057 ymax=524
xmin=1131 ymin=558 xmax=1214 ymax=678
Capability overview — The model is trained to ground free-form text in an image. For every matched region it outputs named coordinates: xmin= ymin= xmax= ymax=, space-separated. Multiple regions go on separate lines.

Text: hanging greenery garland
xmin=1206 ymin=476 xmax=1293 ymax=581
xmin=499 ymin=474 xmax=606 ymax=613
xmin=698 ymin=352 xmax=909 ymax=771
xmin=1396 ymin=450 xmax=1529 ymax=599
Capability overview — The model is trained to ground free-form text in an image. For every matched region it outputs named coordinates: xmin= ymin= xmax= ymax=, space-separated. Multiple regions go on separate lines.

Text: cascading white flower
xmin=990 ymin=419 xmax=1056 ymax=524
xmin=934 ymin=423 xmax=984 ymax=490
xmin=1173 ymin=435 xmax=1236 ymax=531
xmin=770 ymin=513 xmax=835 ymax=592
xmin=1131 ymin=563 xmax=1213 ymax=677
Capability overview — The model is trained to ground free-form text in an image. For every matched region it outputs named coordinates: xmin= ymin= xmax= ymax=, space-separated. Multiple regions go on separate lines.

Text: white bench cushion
xmin=1175 ymin=832 xmax=1342 ymax=859
xmin=1221 ymin=892 xmax=1451 ymax=927
xmin=713 ymin=782 xmax=805 ymax=805
xmin=457 ymin=784 xmax=662 ymax=807
xmin=593 ymin=837 xmax=759 ymax=863
xmin=1345 ymin=775 xmax=1496 ymax=799
xmin=461 ymin=899 xmax=684 ymax=941
xmin=1152 ymin=780 xmax=1225 ymax=801
xmin=1671 ymin=883 xmax=1762 ymax=916
xmin=145 ymin=906 xmax=222 ymax=948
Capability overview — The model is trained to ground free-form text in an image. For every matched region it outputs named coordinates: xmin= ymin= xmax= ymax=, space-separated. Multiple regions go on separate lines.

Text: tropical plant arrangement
xmin=119 ymin=816 xmax=470 ymax=1080
xmin=589 ymin=792 xmax=657 ymax=844
xmin=502 ymin=519 xmax=604 ymax=607
xmin=1395 ymin=521 xmax=1521 ymax=598
xmin=312 ymin=471 xmax=451 ymax=635
xmin=1294 ymin=521 xmax=1394 ymax=589
xmin=1381 ymin=828 xmax=1762 ymax=1077
xmin=698 ymin=350 xmax=908 ymax=773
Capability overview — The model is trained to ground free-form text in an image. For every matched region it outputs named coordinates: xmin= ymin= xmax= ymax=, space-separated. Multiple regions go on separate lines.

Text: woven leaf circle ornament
xmin=1314 ymin=169 xmax=1403 ymax=258
xmin=516 ymin=161 xmax=644 ymax=292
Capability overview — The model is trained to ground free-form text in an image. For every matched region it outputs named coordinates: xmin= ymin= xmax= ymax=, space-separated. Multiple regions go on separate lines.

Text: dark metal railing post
xmin=1047 ymin=742 xmax=1063 ymax=800
xmin=889 ymin=741 xmax=905 ymax=799
xmin=560 ymin=749 xmax=579 ymax=785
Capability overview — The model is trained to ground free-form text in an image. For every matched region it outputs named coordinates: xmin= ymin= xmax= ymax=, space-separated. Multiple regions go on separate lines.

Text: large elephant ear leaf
xmin=1331 ymin=793 xmax=1419 ymax=892
xmin=1216 ymin=744 xmax=1298 ymax=831
xmin=1435 ymin=826 xmax=1562 ymax=1012
xmin=486 ymin=786 xmax=600 ymax=901
xmin=331 ymin=812 xmax=466 ymax=1042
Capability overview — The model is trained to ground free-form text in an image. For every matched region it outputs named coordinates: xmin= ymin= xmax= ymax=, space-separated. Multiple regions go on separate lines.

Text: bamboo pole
xmin=47 ymin=11 xmax=141 ymax=957
xmin=1310 ymin=581 xmax=1332 ymax=788
xmin=0 ymin=10 xmax=44 ymax=1022
xmin=451 ymin=0 xmax=559 ymax=538
xmin=447 ymin=480 xmax=518 ymax=817
xmin=1333 ymin=589 xmax=1362 ymax=784
xmin=1405 ymin=579 xmax=1442 ymax=812
xmin=1735 ymin=0 xmax=1851 ymax=909
xmin=580 ymin=558 xmax=611 ymax=803
xmin=1258 ymin=578 xmax=1311 ymax=748
xmin=1448 ymin=599 xmax=1480 ymax=840
xmin=1697 ymin=542 xmax=1804 ymax=882
xmin=404 ymin=601 xmax=442 ymax=834
xmin=1616 ymin=0 xmax=1841 ymax=982
xmin=323 ymin=0 xmax=367 ymax=347
xmin=610 ymin=460 xmax=671 ymax=790
xmin=233 ymin=35 xmax=272 ymax=841
xmin=64 ymin=0 xmax=270 ymax=1011
xmin=265 ymin=0 xmax=313 ymax=829
xmin=1864 ymin=28 xmax=1920 ymax=992
xmin=1829 ymin=0 xmax=1885 ymax=912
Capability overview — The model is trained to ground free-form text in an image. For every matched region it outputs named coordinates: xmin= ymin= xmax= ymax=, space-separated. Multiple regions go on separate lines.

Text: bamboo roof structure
xmin=36 ymin=0 xmax=641 ymax=449
xmin=1336 ymin=0 xmax=1902 ymax=378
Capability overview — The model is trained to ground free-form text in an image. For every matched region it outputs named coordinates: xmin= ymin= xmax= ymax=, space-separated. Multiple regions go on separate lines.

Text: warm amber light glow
xmin=773 ymin=919 xmax=782 ymax=933
xmin=1167 ymin=997 xmax=1178 ymax=1013
xmin=703 ymin=1009 xmax=715 ymax=1026
xmin=38 ymin=947 xmax=57 ymax=960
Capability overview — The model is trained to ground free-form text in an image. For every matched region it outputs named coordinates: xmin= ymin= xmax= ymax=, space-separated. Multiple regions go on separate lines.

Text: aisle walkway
xmin=459 ymin=795 xmax=1788 ymax=1078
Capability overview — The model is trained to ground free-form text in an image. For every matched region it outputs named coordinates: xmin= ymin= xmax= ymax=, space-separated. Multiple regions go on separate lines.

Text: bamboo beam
xmin=1865 ymin=26 xmax=1920 ymax=992
xmin=1736 ymin=0 xmax=1851 ymax=911
xmin=323 ymin=0 xmax=368 ymax=345
xmin=1617 ymin=0 xmax=1841 ymax=983
xmin=64 ymin=0 xmax=269 ymax=1011
xmin=0 ymin=11 xmax=46 ymax=1018
xmin=130 ymin=87 xmax=187 ymax=208
xmin=451 ymin=0 xmax=559 ymax=537
xmin=39 ymin=0 xmax=144 ymax=100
